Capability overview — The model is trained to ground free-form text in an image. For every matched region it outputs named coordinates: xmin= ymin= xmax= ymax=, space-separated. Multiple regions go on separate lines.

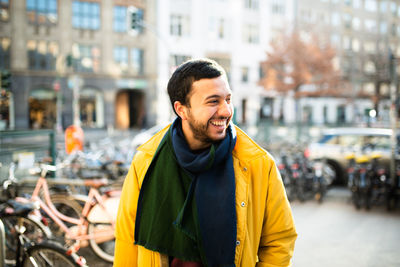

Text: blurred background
xmin=1 ymin=0 xmax=400 ymax=266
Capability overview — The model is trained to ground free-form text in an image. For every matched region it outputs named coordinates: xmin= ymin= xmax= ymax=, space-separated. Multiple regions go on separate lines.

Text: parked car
xmin=307 ymin=127 xmax=399 ymax=185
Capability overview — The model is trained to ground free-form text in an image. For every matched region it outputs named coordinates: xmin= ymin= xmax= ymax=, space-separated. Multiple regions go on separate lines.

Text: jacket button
xmin=243 ymin=167 xmax=247 ymax=171
xmin=241 ymin=202 xmax=245 ymax=207
xmin=236 ymin=240 xmax=240 ymax=246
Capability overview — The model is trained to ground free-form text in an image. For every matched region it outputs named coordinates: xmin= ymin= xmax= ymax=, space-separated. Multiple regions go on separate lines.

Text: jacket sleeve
xmin=114 ymin=158 xmax=140 ymax=267
xmin=256 ymin=160 xmax=297 ymax=267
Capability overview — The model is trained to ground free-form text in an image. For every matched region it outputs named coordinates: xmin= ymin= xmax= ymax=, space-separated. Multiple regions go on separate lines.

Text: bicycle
xmin=1 ymin=164 xmax=53 ymax=265
xmin=20 ymin=163 xmax=118 ymax=263
xmin=0 ymin=199 xmax=87 ymax=266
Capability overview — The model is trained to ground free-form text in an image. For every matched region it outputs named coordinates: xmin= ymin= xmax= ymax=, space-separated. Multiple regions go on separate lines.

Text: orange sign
xmin=65 ymin=125 xmax=84 ymax=154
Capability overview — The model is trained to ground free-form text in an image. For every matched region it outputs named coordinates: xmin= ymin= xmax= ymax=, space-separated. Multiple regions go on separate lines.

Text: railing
xmin=0 ymin=130 xmax=56 ymax=179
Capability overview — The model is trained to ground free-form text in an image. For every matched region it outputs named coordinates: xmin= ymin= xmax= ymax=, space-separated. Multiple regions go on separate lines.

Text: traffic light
xmin=0 ymin=70 xmax=11 ymax=91
xmin=127 ymin=6 xmax=143 ymax=35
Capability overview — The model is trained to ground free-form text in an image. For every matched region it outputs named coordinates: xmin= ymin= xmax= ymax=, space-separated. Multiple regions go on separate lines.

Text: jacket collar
xmin=137 ymin=124 xmax=266 ymax=163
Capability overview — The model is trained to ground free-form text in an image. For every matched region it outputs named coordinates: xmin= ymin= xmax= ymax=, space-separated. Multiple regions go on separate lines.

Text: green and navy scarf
xmin=134 ymin=118 xmax=237 ymax=267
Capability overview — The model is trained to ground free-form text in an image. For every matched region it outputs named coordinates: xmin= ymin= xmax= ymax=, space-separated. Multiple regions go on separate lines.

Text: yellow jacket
xmin=114 ymin=125 xmax=297 ymax=267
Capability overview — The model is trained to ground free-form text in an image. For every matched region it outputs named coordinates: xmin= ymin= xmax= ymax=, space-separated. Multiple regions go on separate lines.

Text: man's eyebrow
xmin=204 ymin=94 xmax=231 ymax=100
xmin=204 ymin=94 xmax=221 ymax=100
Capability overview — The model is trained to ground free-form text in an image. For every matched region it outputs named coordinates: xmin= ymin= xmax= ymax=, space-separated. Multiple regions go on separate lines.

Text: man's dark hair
xmin=167 ymin=58 xmax=226 ymax=115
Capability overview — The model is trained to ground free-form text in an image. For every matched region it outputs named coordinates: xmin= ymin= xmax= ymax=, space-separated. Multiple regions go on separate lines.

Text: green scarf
xmin=134 ymin=127 xmax=203 ymax=262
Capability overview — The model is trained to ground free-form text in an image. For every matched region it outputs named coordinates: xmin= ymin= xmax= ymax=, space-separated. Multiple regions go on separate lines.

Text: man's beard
xmin=186 ymin=113 xmax=227 ymax=145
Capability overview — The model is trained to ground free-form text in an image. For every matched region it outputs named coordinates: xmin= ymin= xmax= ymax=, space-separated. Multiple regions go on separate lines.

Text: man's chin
xmin=210 ymin=131 xmax=227 ymax=142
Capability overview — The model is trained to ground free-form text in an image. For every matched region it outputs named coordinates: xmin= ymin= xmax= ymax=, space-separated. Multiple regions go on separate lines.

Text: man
xmin=114 ymin=59 xmax=297 ymax=267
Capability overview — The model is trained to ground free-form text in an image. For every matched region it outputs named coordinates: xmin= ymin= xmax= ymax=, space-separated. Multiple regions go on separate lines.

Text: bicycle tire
xmin=1 ymin=215 xmax=51 ymax=265
xmin=44 ymin=194 xmax=83 ymax=243
xmin=88 ymin=222 xmax=115 ymax=262
xmin=48 ymin=194 xmax=83 ymax=221
xmin=23 ymin=241 xmax=80 ymax=267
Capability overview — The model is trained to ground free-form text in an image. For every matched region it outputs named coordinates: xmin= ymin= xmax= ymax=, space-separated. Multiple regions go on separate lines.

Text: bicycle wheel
xmin=45 ymin=194 xmax=83 ymax=243
xmin=2 ymin=215 xmax=51 ymax=265
xmin=88 ymin=223 xmax=115 ymax=262
xmin=23 ymin=241 xmax=80 ymax=267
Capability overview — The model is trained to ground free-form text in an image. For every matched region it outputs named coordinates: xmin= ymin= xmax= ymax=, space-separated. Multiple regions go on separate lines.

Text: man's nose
xmin=219 ymin=101 xmax=232 ymax=117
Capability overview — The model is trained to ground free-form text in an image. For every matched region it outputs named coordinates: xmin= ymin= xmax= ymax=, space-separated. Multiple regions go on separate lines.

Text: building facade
xmin=280 ymin=0 xmax=400 ymax=126
xmin=154 ymin=0 xmax=295 ymax=129
xmin=0 ymin=0 xmax=158 ymax=131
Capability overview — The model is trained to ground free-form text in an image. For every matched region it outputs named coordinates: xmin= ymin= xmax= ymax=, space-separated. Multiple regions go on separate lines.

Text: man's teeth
xmin=211 ymin=121 xmax=225 ymax=126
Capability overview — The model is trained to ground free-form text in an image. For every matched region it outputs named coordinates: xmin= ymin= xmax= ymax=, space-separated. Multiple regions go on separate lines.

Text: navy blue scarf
xmin=171 ymin=119 xmax=237 ymax=267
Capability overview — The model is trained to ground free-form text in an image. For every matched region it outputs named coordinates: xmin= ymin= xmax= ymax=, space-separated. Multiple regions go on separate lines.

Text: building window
xmin=364 ymin=61 xmax=376 ymax=74
xmin=0 ymin=38 xmax=10 ymax=69
xmin=271 ymin=1 xmax=285 ymax=15
xmin=330 ymin=34 xmax=340 ymax=47
xmin=27 ymin=40 xmax=58 ymax=70
xmin=241 ymin=67 xmax=249 ymax=82
xmin=380 ymin=1 xmax=387 ymax=13
xmin=26 ymin=0 xmax=58 ymax=25
xmin=343 ymin=36 xmax=351 ymax=51
xmin=244 ymin=0 xmax=259 ymax=10
xmin=364 ymin=19 xmax=377 ymax=33
xmin=393 ymin=24 xmax=397 ymax=36
xmin=343 ymin=13 xmax=352 ymax=29
xmin=391 ymin=2 xmax=397 ymax=15
xmin=170 ymin=54 xmax=191 ymax=72
xmin=131 ymin=48 xmax=144 ymax=75
xmin=170 ymin=55 xmax=190 ymax=67
xmin=352 ymin=17 xmax=361 ymax=30
xmin=113 ymin=46 xmax=128 ymax=72
xmin=352 ymin=38 xmax=360 ymax=52
xmin=208 ymin=17 xmax=227 ymax=40
xmin=353 ymin=0 xmax=361 ymax=8
xmin=243 ymin=24 xmax=259 ymax=44
xmin=337 ymin=105 xmax=346 ymax=124
xmin=71 ymin=43 xmax=101 ymax=73
xmin=113 ymin=6 xmax=127 ymax=32
xmin=72 ymin=1 xmax=100 ymax=30
xmin=0 ymin=0 xmax=9 ymax=21
xmin=364 ymin=0 xmax=377 ymax=12
xmin=364 ymin=41 xmax=376 ymax=53
xmin=170 ymin=14 xmax=190 ymax=37
xmin=380 ymin=22 xmax=387 ymax=34
xmin=331 ymin=13 xmax=340 ymax=27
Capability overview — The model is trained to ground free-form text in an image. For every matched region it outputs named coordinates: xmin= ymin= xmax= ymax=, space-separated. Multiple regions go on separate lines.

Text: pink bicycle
xmin=19 ymin=164 xmax=119 ymax=263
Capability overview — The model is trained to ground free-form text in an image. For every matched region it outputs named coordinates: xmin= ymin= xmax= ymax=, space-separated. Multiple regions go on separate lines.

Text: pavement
xmin=82 ymin=187 xmax=400 ymax=267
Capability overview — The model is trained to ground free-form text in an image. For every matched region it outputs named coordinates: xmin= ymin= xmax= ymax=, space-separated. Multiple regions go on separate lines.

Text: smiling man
xmin=114 ymin=59 xmax=297 ymax=267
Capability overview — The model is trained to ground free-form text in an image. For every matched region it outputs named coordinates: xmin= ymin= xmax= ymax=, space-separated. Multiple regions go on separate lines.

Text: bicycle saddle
xmin=84 ymin=178 xmax=109 ymax=188
xmin=0 ymin=199 xmax=37 ymax=217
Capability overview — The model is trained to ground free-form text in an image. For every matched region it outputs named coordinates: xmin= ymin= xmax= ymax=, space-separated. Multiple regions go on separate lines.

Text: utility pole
xmin=389 ymin=49 xmax=398 ymax=187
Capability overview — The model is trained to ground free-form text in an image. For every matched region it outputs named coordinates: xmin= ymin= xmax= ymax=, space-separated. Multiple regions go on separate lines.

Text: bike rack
xmin=0 ymin=219 xmax=5 ymax=267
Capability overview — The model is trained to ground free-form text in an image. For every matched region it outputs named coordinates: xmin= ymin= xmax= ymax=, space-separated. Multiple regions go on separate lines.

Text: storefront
xmin=115 ymin=89 xmax=145 ymax=129
xmin=29 ymin=88 xmax=56 ymax=129
xmin=79 ymin=87 xmax=104 ymax=128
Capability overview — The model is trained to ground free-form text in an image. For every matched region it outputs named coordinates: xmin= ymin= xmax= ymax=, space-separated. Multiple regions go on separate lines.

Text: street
xmin=82 ymin=187 xmax=400 ymax=267
xmin=291 ymin=187 xmax=400 ymax=267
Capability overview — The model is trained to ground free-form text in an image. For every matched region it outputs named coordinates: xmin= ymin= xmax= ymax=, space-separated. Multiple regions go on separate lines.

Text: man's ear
xmin=174 ymin=101 xmax=188 ymax=120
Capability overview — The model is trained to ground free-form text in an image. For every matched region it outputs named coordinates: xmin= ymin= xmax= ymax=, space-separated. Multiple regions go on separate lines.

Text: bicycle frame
xmin=30 ymin=176 xmax=116 ymax=245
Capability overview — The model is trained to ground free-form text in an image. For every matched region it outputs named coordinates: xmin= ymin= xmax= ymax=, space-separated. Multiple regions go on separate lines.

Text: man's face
xmin=178 ymin=76 xmax=234 ymax=150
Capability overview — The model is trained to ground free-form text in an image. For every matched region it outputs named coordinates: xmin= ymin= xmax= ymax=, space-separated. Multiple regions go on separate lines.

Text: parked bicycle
xmin=0 ymin=199 xmax=87 ymax=266
xmin=26 ymin=163 xmax=118 ymax=262
xmin=2 ymin=162 xmax=119 ymax=263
